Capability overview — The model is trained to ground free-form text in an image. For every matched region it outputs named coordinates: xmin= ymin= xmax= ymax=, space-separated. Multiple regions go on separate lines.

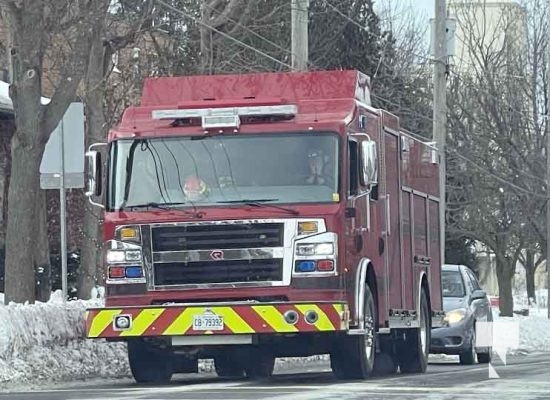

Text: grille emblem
xmin=210 ymin=250 xmax=224 ymax=261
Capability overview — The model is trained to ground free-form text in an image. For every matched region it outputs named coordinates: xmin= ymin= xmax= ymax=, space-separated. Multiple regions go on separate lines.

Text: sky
xmin=412 ymin=0 xmax=435 ymax=18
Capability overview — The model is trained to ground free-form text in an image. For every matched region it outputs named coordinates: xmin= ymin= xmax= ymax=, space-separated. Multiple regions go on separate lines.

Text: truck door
xmin=382 ymin=129 xmax=403 ymax=310
xmin=345 ymin=134 xmax=375 ymax=323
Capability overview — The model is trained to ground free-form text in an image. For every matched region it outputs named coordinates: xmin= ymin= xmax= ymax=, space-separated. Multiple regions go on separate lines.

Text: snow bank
xmin=0 ymin=291 xmax=130 ymax=384
xmin=493 ymin=305 xmax=550 ymax=354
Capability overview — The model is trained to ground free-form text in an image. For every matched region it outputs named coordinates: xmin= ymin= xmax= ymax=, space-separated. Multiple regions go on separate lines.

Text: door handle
xmin=386 ymin=194 xmax=391 ymax=236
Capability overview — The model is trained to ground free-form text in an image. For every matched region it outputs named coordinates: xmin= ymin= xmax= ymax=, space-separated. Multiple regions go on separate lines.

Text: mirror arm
xmin=88 ymin=197 xmax=105 ymax=209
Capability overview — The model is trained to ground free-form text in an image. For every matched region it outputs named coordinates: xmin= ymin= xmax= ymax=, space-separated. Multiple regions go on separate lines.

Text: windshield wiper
xmin=123 ymin=202 xmax=204 ymax=217
xmin=217 ymin=199 xmax=299 ymax=215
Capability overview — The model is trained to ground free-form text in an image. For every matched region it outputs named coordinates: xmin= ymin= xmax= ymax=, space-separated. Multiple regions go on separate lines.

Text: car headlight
xmin=296 ymin=242 xmax=334 ymax=256
xmin=444 ymin=308 xmax=468 ymax=326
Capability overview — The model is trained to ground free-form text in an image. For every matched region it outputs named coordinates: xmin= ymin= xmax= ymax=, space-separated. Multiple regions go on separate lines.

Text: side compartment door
xmin=382 ymin=129 xmax=403 ymax=310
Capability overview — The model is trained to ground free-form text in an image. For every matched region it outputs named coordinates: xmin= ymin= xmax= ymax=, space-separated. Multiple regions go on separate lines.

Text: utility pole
xmin=546 ymin=29 xmax=550 ymax=318
xmin=433 ymin=0 xmax=447 ymax=270
xmin=291 ymin=0 xmax=309 ymax=70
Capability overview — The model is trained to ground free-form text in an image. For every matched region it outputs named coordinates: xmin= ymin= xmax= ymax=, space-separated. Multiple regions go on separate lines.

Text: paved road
xmin=2 ymin=353 xmax=550 ymax=400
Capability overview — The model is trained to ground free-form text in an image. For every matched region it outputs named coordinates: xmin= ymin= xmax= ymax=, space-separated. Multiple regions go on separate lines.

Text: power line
xmin=201 ymin=1 xmax=295 ymax=60
xmin=448 ymin=147 xmax=547 ymax=198
xmin=155 ymin=0 xmax=293 ymax=70
xmin=323 ymin=0 xmax=436 ymax=65
xmin=448 ymin=70 xmax=533 ymax=120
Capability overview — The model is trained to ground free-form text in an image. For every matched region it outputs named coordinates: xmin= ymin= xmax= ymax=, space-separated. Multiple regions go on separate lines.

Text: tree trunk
xmin=524 ymin=249 xmax=536 ymax=304
xmin=34 ymin=189 xmax=51 ymax=302
xmin=4 ymin=135 xmax=42 ymax=303
xmin=0 ymin=141 xmax=7 ymax=250
xmin=496 ymin=257 xmax=514 ymax=317
xmin=78 ymin=31 xmax=108 ymax=300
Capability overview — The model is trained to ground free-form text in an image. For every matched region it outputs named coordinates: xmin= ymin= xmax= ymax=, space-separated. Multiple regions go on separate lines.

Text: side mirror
xmin=360 ymin=139 xmax=378 ymax=187
xmin=470 ymin=289 xmax=486 ymax=302
xmin=85 ymin=150 xmax=102 ymax=198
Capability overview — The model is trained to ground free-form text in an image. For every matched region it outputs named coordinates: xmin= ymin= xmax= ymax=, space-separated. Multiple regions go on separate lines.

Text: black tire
xmin=372 ymin=351 xmax=398 ymax=376
xmin=244 ymin=349 xmax=275 ymax=379
xmin=174 ymin=355 xmax=199 ymax=374
xmin=459 ymin=330 xmax=476 ymax=365
xmin=214 ymin=354 xmax=246 ymax=378
xmin=331 ymin=284 xmax=376 ymax=380
xmin=397 ymin=290 xmax=430 ymax=374
xmin=477 ymin=349 xmax=492 ymax=364
xmin=127 ymin=340 xmax=173 ymax=384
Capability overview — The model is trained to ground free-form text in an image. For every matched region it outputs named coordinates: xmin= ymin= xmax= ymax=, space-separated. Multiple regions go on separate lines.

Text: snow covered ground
xmin=2 ymin=290 xmax=550 ymax=386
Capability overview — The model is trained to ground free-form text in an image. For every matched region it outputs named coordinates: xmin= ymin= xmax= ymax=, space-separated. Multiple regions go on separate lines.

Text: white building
xmin=448 ymin=0 xmax=528 ymax=73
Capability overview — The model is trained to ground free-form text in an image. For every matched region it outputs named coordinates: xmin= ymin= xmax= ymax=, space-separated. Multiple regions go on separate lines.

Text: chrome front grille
xmin=151 ymin=222 xmax=285 ymax=287
xmin=151 ymin=223 xmax=284 ymax=251
xmin=153 ymin=259 xmax=283 ymax=286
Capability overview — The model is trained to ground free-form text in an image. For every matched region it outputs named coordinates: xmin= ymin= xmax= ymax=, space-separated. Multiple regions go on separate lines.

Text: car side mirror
xmin=470 ymin=289 xmax=486 ymax=302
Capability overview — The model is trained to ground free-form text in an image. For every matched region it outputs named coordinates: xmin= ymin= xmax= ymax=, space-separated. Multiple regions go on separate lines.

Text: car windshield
xmin=441 ymin=270 xmax=465 ymax=298
xmin=107 ymin=133 xmax=340 ymax=210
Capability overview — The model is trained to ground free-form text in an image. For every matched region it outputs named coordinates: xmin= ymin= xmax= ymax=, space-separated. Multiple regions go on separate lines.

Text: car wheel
xmin=477 ymin=348 xmax=492 ymax=364
xmin=459 ymin=329 xmax=476 ymax=365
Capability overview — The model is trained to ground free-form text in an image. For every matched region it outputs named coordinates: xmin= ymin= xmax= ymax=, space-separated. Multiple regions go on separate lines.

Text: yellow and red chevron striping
xmin=86 ymin=302 xmax=348 ymax=338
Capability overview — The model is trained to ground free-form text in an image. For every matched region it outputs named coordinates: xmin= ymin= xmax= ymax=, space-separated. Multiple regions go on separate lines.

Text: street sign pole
xmin=40 ymin=102 xmax=85 ymax=301
xmin=59 ymin=119 xmax=68 ymax=301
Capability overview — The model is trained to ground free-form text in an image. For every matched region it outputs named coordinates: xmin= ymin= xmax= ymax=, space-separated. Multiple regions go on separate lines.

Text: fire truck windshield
xmin=108 ymin=133 xmax=340 ymax=211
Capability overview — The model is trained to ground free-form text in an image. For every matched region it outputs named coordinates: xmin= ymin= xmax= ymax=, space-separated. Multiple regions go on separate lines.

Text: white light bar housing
xmin=152 ymin=104 xmax=297 ymax=129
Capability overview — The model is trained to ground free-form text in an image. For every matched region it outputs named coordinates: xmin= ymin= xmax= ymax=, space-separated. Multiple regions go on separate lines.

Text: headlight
xmin=106 ymin=249 xmax=142 ymax=263
xmin=444 ymin=308 xmax=468 ymax=325
xmin=296 ymin=242 xmax=334 ymax=256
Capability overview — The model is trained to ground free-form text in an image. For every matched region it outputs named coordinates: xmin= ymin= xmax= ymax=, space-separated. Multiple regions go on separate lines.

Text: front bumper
xmin=430 ymin=321 xmax=472 ymax=354
xmin=86 ymin=301 xmax=348 ymax=339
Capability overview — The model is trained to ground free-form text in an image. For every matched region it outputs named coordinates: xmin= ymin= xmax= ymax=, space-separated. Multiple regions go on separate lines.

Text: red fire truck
xmin=84 ymin=69 xmax=444 ymax=383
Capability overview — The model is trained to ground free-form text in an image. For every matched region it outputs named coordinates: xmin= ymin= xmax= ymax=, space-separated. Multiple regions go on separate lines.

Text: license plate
xmin=192 ymin=312 xmax=224 ymax=331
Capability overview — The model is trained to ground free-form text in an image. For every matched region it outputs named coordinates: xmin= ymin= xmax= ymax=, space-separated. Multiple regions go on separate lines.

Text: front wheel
xmin=397 ymin=290 xmax=430 ymax=373
xmin=214 ymin=352 xmax=245 ymax=378
xmin=331 ymin=284 xmax=376 ymax=379
xmin=127 ymin=340 xmax=173 ymax=384
xmin=459 ymin=329 xmax=476 ymax=365
xmin=244 ymin=350 xmax=275 ymax=379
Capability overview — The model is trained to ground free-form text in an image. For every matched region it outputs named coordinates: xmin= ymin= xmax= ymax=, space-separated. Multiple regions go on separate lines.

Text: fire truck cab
xmin=85 ymin=70 xmax=444 ymax=383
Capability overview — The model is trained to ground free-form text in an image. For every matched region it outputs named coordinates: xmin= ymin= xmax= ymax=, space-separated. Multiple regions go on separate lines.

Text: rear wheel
xmin=127 ymin=340 xmax=173 ymax=384
xmin=397 ymin=290 xmax=430 ymax=373
xmin=331 ymin=284 xmax=376 ymax=379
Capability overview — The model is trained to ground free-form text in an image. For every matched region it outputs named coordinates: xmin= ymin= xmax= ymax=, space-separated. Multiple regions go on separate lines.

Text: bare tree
xmin=0 ymin=0 xmax=109 ymax=303
xmin=447 ymin=0 xmax=549 ymax=315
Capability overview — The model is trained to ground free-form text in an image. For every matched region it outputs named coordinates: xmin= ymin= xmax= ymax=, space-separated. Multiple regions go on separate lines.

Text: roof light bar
xmin=152 ymin=104 xmax=297 ymax=121
xmin=202 ymin=115 xmax=240 ymax=129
